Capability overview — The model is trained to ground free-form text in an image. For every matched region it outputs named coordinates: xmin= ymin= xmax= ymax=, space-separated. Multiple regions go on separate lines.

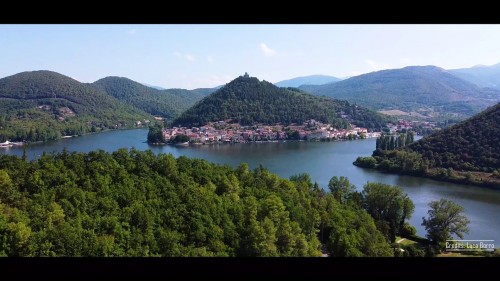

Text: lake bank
xmin=354 ymin=156 xmax=500 ymax=189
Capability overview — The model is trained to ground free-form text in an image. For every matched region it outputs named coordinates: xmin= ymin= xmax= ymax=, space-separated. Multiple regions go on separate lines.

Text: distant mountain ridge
xmin=300 ymin=66 xmax=500 ymax=118
xmin=3 ymin=65 xmax=500 ymax=143
xmin=142 ymin=83 xmax=166 ymax=90
xmin=275 ymin=75 xmax=341 ymax=88
xmin=173 ymin=74 xmax=390 ymax=130
xmin=449 ymin=63 xmax=500 ymax=90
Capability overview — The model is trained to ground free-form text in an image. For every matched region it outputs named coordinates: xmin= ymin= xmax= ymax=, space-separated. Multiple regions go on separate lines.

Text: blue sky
xmin=2 ymin=24 xmax=500 ymax=89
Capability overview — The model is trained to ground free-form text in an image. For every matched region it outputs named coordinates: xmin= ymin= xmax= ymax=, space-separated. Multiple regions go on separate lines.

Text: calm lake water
xmin=2 ymin=128 xmax=499 ymax=244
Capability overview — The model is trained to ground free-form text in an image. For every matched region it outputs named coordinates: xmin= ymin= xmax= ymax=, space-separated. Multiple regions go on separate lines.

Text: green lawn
xmin=396 ymin=236 xmax=417 ymax=246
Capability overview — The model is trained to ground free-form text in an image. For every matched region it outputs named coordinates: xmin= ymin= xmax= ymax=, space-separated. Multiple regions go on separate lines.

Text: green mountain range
xmin=93 ymin=77 xmax=213 ymax=120
xmin=0 ymin=71 xmax=218 ymax=142
xmin=173 ymin=74 xmax=390 ymax=130
xmin=300 ymin=66 xmax=500 ymax=119
xmin=0 ymin=71 xmax=150 ymax=142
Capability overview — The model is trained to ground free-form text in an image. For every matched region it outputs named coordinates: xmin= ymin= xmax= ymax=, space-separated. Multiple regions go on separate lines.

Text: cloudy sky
xmin=2 ymin=24 xmax=500 ymax=89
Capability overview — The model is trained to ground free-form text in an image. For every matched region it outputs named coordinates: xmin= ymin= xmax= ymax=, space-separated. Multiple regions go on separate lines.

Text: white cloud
xmin=260 ymin=43 xmax=277 ymax=57
xmin=174 ymin=52 xmax=196 ymax=62
xmin=128 ymin=29 xmax=137 ymax=35
xmin=206 ymin=56 xmax=215 ymax=63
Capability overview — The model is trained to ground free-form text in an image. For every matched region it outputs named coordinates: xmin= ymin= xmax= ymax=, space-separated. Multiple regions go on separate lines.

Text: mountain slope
xmin=300 ymin=66 xmax=500 ymax=118
xmin=0 ymin=71 xmax=150 ymax=142
xmin=405 ymin=103 xmax=500 ymax=172
xmin=275 ymin=75 xmax=341 ymax=88
xmin=355 ymin=103 xmax=500 ymax=188
xmin=173 ymin=74 xmax=390 ymax=130
xmin=93 ymin=77 xmax=212 ymax=120
xmin=449 ymin=63 xmax=500 ymax=90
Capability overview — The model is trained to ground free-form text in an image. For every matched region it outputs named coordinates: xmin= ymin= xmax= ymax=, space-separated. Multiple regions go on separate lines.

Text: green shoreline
xmin=353 ymin=160 xmax=500 ymax=190
xmin=17 ymin=126 xmax=149 ymax=146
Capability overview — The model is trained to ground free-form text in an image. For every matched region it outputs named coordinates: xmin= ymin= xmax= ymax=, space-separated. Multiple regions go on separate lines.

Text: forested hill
xmin=0 ymin=149 xmax=396 ymax=257
xmin=354 ymin=103 xmax=500 ymax=187
xmin=173 ymin=74 xmax=390 ymax=129
xmin=93 ymin=77 xmax=213 ymax=120
xmin=0 ymin=71 xmax=150 ymax=142
xmin=405 ymin=103 xmax=500 ymax=172
xmin=300 ymin=66 xmax=500 ymax=118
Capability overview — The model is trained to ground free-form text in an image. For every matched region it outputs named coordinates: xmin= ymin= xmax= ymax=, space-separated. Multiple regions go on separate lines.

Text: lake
xmin=2 ymin=128 xmax=499 ymax=244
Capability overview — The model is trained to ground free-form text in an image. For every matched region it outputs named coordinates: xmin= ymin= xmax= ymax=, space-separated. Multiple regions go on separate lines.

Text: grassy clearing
xmin=400 ymin=239 xmax=417 ymax=246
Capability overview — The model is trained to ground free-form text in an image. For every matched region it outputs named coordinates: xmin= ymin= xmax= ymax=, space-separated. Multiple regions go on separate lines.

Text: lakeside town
xmin=161 ymin=119 xmax=378 ymax=144
xmin=0 ymin=114 xmax=439 ymax=149
xmin=0 ymin=118 xmax=437 ymax=148
xmin=157 ymin=118 xmax=439 ymax=145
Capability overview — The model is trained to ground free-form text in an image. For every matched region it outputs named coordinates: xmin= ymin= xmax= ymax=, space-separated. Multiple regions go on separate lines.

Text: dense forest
xmin=0 ymin=71 xmax=150 ymax=142
xmin=173 ymin=74 xmax=391 ymax=130
xmin=406 ymin=103 xmax=499 ymax=172
xmin=354 ymin=103 xmax=500 ymax=188
xmin=0 ymin=148 xmax=426 ymax=257
xmin=301 ymin=66 xmax=500 ymax=118
xmin=93 ymin=77 xmax=213 ymax=120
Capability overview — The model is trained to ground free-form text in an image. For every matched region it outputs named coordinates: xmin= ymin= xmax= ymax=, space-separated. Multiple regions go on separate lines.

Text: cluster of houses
xmin=386 ymin=119 xmax=437 ymax=134
xmin=163 ymin=120 xmax=382 ymax=144
xmin=135 ymin=119 xmax=151 ymax=127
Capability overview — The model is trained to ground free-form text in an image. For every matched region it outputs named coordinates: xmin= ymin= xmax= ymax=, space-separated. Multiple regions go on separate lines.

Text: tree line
xmin=376 ymin=132 xmax=415 ymax=150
